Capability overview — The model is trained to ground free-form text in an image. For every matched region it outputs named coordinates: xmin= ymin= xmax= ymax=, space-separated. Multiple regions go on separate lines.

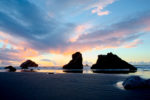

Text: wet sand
xmin=0 ymin=73 xmax=150 ymax=100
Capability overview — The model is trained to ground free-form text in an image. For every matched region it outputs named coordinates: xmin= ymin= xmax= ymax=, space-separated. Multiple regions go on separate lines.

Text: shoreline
xmin=0 ymin=73 xmax=150 ymax=100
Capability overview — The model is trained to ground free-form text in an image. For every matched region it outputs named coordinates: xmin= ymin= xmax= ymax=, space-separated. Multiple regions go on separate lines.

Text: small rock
xmin=5 ymin=66 xmax=16 ymax=72
xmin=20 ymin=60 xmax=38 ymax=69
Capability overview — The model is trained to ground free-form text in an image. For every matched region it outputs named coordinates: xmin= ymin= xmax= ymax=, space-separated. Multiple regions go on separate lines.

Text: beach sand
xmin=0 ymin=73 xmax=150 ymax=100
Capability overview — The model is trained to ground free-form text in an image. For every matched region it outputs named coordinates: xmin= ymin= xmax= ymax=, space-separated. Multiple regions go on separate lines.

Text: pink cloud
xmin=49 ymin=13 xmax=150 ymax=55
xmin=124 ymin=39 xmax=142 ymax=48
xmin=91 ymin=7 xmax=109 ymax=16
xmin=69 ymin=24 xmax=93 ymax=42
xmin=45 ymin=0 xmax=115 ymax=16
xmin=90 ymin=0 xmax=115 ymax=16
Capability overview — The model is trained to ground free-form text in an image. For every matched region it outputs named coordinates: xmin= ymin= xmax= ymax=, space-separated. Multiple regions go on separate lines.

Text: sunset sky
xmin=0 ymin=0 xmax=150 ymax=66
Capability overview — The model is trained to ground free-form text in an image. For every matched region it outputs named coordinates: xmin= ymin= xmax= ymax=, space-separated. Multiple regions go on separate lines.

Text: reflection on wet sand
xmin=20 ymin=69 xmax=36 ymax=72
xmin=91 ymin=69 xmax=137 ymax=74
xmin=37 ymin=69 xmax=65 ymax=73
xmin=63 ymin=69 xmax=83 ymax=73
xmin=129 ymin=70 xmax=150 ymax=79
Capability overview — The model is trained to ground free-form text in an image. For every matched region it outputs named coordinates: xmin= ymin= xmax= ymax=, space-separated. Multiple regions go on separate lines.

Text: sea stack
xmin=20 ymin=60 xmax=38 ymax=69
xmin=63 ymin=52 xmax=83 ymax=69
xmin=91 ymin=52 xmax=137 ymax=72
xmin=5 ymin=66 xmax=16 ymax=72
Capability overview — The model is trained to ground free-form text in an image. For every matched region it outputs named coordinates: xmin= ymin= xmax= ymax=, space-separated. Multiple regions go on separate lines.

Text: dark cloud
xmin=0 ymin=0 xmax=76 ymax=51
xmin=0 ymin=0 xmax=54 ymax=37
xmin=0 ymin=48 xmax=24 ymax=66
xmin=0 ymin=48 xmax=23 ymax=62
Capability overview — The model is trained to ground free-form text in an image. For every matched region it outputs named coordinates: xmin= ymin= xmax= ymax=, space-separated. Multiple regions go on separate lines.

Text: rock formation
xmin=63 ymin=52 xmax=83 ymax=69
xmin=20 ymin=60 xmax=38 ymax=69
xmin=91 ymin=52 xmax=137 ymax=72
xmin=5 ymin=66 xmax=16 ymax=72
xmin=123 ymin=76 xmax=150 ymax=89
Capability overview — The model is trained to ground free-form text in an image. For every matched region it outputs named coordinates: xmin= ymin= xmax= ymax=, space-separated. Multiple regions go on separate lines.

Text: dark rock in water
xmin=122 ymin=76 xmax=150 ymax=89
xmin=63 ymin=52 xmax=83 ymax=69
xmin=5 ymin=66 xmax=16 ymax=72
xmin=91 ymin=52 xmax=137 ymax=72
xmin=20 ymin=60 xmax=38 ymax=69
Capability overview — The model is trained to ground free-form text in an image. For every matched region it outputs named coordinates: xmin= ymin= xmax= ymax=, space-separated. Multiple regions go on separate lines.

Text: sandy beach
xmin=0 ymin=73 xmax=150 ymax=100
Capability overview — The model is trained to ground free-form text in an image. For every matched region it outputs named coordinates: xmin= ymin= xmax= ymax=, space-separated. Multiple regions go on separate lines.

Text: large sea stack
xmin=63 ymin=52 xmax=83 ymax=69
xmin=91 ymin=52 xmax=137 ymax=72
xmin=20 ymin=60 xmax=38 ymax=69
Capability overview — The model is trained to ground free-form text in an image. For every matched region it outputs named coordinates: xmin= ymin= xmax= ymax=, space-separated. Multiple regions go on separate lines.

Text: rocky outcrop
xmin=63 ymin=52 xmax=83 ymax=69
xmin=20 ymin=60 xmax=38 ymax=69
xmin=5 ymin=66 xmax=16 ymax=72
xmin=123 ymin=76 xmax=150 ymax=89
xmin=91 ymin=52 xmax=137 ymax=72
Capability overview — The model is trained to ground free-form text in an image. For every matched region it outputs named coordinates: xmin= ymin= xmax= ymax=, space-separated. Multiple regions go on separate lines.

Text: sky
xmin=0 ymin=0 xmax=150 ymax=66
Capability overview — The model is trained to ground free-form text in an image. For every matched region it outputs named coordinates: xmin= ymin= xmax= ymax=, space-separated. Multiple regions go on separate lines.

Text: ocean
xmin=1 ymin=65 xmax=150 ymax=78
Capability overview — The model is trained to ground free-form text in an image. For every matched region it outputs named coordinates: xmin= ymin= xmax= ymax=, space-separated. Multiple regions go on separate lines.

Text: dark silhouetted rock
xmin=5 ymin=66 xmax=16 ymax=72
xmin=63 ymin=52 xmax=83 ymax=69
xmin=20 ymin=60 xmax=38 ymax=69
xmin=91 ymin=52 xmax=137 ymax=72
xmin=123 ymin=76 xmax=150 ymax=89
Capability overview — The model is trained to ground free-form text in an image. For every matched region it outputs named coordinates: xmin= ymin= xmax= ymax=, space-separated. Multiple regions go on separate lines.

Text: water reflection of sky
xmin=129 ymin=71 xmax=150 ymax=79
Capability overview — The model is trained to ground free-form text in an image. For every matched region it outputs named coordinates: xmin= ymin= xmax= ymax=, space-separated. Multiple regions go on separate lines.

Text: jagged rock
xmin=63 ymin=52 xmax=83 ymax=69
xmin=20 ymin=60 xmax=38 ymax=69
xmin=5 ymin=66 xmax=16 ymax=72
xmin=91 ymin=52 xmax=137 ymax=72
xmin=122 ymin=76 xmax=150 ymax=89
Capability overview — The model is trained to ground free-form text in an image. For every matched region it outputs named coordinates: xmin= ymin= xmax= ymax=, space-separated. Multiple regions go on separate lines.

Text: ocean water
xmin=1 ymin=65 xmax=150 ymax=78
